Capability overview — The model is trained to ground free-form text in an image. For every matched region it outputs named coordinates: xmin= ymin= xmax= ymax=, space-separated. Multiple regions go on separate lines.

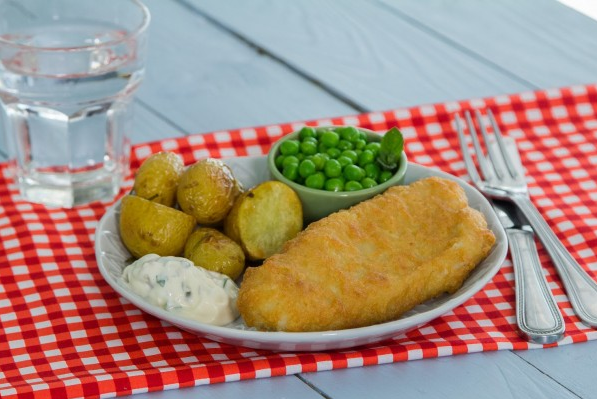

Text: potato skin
xmin=177 ymin=158 xmax=243 ymax=225
xmin=224 ymin=181 xmax=303 ymax=261
xmin=133 ymin=152 xmax=184 ymax=207
xmin=119 ymin=195 xmax=196 ymax=258
xmin=183 ymin=227 xmax=246 ymax=279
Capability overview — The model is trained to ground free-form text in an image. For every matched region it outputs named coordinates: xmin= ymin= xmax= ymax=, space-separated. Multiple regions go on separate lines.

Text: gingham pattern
xmin=1 ymin=84 xmax=597 ymax=399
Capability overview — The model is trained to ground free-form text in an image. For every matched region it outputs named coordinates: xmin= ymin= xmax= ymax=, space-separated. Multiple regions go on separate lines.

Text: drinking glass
xmin=0 ymin=0 xmax=150 ymax=207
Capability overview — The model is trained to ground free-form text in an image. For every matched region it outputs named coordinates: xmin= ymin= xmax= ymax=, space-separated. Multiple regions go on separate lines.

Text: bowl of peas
xmin=267 ymin=125 xmax=408 ymax=222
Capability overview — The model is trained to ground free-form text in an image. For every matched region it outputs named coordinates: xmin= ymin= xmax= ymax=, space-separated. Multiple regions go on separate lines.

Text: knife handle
xmin=507 ymin=228 xmax=565 ymax=344
xmin=513 ymin=195 xmax=597 ymax=327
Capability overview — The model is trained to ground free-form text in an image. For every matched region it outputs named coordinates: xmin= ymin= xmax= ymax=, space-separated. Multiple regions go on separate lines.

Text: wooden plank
xmin=0 ymin=114 xmax=7 ymax=161
xmin=137 ymin=0 xmax=356 ymax=135
xmin=301 ymin=351 xmax=579 ymax=398
xmin=127 ymin=375 xmax=322 ymax=399
xmin=516 ymin=340 xmax=597 ymax=399
xmin=185 ymin=0 xmax=531 ymax=111
xmin=132 ymin=101 xmax=185 ymax=144
xmin=379 ymin=0 xmax=597 ymax=89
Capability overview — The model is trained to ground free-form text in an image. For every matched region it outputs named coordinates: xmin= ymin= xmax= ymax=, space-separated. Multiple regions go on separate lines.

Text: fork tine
xmin=464 ymin=111 xmax=494 ymax=181
xmin=487 ymin=109 xmax=520 ymax=179
xmin=474 ymin=109 xmax=505 ymax=181
xmin=455 ymin=114 xmax=482 ymax=187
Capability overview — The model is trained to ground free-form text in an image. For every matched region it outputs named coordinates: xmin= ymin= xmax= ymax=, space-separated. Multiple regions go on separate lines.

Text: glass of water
xmin=0 ymin=0 xmax=150 ymax=207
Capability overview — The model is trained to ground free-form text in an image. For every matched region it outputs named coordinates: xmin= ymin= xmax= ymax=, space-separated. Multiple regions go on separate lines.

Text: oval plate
xmin=95 ymin=156 xmax=507 ymax=351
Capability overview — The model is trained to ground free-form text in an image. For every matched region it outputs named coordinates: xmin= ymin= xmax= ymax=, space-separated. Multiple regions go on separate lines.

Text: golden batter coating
xmin=237 ymin=177 xmax=496 ymax=332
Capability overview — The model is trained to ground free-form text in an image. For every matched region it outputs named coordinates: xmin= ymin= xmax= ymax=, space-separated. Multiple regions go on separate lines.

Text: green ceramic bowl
xmin=267 ymin=126 xmax=408 ymax=222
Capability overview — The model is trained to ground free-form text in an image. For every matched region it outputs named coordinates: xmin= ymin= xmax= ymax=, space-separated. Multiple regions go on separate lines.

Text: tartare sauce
xmin=121 ymin=254 xmax=239 ymax=326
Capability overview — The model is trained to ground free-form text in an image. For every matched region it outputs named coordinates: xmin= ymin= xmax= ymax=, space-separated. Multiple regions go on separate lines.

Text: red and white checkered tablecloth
xmin=1 ymin=84 xmax=597 ymax=399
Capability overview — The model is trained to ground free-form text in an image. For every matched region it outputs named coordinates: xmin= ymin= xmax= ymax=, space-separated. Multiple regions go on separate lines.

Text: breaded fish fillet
xmin=237 ymin=176 xmax=495 ymax=332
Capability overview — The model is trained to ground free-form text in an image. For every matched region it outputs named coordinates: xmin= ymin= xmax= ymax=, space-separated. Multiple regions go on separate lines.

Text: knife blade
xmin=492 ymin=199 xmax=565 ymax=344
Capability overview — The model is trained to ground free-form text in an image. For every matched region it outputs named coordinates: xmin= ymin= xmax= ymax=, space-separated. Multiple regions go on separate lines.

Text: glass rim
xmin=0 ymin=0 xmax=150 ymax=52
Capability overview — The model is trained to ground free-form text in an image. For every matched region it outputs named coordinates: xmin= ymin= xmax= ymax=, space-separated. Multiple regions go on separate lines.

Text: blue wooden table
xmin=3 ymin=0 xmax=597 ymax=398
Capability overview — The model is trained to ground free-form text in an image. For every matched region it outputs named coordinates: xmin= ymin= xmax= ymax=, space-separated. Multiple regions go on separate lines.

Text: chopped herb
xmin=156 ymin=276 xmax=166 ymax=287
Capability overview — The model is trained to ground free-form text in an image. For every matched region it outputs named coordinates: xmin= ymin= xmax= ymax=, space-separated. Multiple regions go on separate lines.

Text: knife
xmin=492 ymin=199 xmax=565 ymax=344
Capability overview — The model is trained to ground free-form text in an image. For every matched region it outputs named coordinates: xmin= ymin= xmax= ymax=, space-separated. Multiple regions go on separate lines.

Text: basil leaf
xmin=377 ymin=127 xmax=404 ymax=171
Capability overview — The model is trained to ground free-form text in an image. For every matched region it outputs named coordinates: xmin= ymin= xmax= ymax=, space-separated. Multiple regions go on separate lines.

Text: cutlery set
xmin=454 ymin=110 xmax=597 ymax=344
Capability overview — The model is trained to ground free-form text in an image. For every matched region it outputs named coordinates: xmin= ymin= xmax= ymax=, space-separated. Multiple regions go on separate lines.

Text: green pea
xmin=320 ymin=131 xmax=340 ymax=148
xmin=365 ymin=142 xmax=381 ymax=156
xmin=299 ymin=126 xmax=317 ymax=140
xmin=296 ymin=152 xmax=305 ymax=162
xmin=358 ymin=149 xmax=375 ymax=166
xmin=355 ymin=139 xmax=367 ymax=150
xmin=324 ymin=159 xmax=342 ymax=178
xmin=311 ymin=153 xmax=327 ymax=170
xmin=379 ymin=170 xmax=393 ymax=183
xmin=282 ymin=155 xmax=299 ymax=169
xmin=275 ymin=154 xmax=286 ymax=169
xmin=345 ymin=181 xmax=363 ymax=191
xmin=336 ymin=126 xmax=360 ymax=142
xmin=316 ymin=127 xmax=331 ymax=138
xmin=300 ymin=140 xmax=318 ymax=156
xmin=283 ymin=163 xmax=299 ymax=181
xmin=326 ymin=147 xmax=341 ymax=159
xmin=364 ymin=163 xmax=381 ymax=180
xmin=305 ymin=172 xmax=326 ymax=189
xmin=337 ymin=140 xmax=353 ymax=151
xmin=302 ymin=136 xmax=318 ymax=144
xmin=280 ymin=139 xmax=300 ymax=155
xmin=320 ymin=152 xmax=331 ymax=160
xmin=334 ymin=127 xmax=349 ymax=139
xmin=344 ymin=164 xmax=365 ymax=181
xmin=347 ymin=130 xmax=361 ymax=143
xmin=341 ymin=150 xmax=358 ymax=164
xmin=299 ymin=159 xmax=316 ymax=178
xmin=337 ymin=155 xmax=353 ymax=169
xmin=318 ymin=142 xmax=329 ymax=153
xmin=358 ymin=131 xmax=368 ymax=141
xmin=361 ymin=177 xmax=377 ymax=188
xmin=325 ymin=178 xmax=344 ymax=192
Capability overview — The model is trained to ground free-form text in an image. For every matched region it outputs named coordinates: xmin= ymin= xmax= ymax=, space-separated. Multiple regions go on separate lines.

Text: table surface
xmin=2 ymin=1 xmax=597 ymax=398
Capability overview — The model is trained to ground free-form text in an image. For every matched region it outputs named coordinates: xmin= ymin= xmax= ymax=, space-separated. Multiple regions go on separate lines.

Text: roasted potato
xmin=224 ymin=181 xmax=303 ymax=261
xmin=183 ymin=227 xmax=246 ymax=279
xmin=177 ymin=158 xmax=243 ymax=225
xmin=133 ymin=151 xmax=184 ymax=207
xmin=119 ymin=195 xmax=196 ymax=258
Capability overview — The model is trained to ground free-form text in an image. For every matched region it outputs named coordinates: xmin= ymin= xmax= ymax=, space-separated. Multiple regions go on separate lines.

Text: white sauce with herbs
xmin=121 ymin=254 xmax=239 ymax=326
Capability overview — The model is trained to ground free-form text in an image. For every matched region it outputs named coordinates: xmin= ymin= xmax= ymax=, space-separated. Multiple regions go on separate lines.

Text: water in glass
xmin=0 ymin=1 xmax=148 ymax=207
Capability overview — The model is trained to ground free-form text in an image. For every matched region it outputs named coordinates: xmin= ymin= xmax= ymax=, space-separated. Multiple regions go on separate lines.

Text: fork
xmin=455 ymin=109 xmax=597 ymax=328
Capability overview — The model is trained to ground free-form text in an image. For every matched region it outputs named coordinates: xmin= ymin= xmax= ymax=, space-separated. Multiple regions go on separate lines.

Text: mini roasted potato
xmin=119 ymin=195 xmax=196 ymax=258
xmin=224 ymin=181 xmax=303 ymax=261
xmin=177 ymin=158 xmax=243 ymax=225
xmin=183 ymin=227 xmax=246 ymax=280
xmin=133 ymin=151 xmax=184 ymax=207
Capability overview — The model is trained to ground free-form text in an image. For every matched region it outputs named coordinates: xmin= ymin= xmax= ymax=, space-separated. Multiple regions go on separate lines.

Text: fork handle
xmin=513 ymin=195 xmax=597 ymax=327
xmin=507 ymin=228 xmax=564 ymax=343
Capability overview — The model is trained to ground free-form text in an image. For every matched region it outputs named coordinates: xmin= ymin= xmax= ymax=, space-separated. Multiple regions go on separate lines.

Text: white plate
xmin=95 ymin=156 xmax=507 ymax=351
